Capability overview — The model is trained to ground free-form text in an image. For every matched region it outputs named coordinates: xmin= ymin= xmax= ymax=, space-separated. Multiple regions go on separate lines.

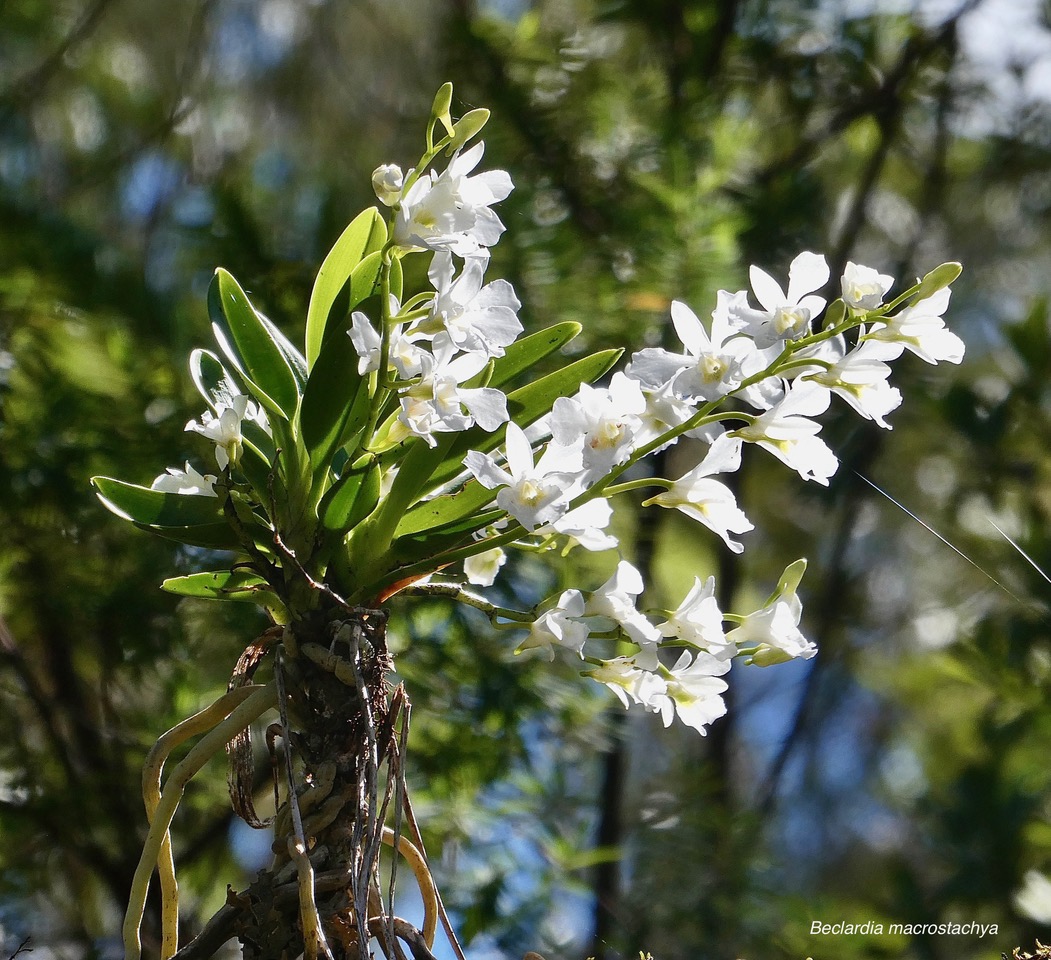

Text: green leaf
xmin=210 ymin=269 xmax=300 ymax=420
xmin=508 ymin=346 xmax=622 ymax=425
xmin=305 ymin=208 xmax=387 ymax=367
xmin=189 ymin=348 xmax=240 ymax=411
xmin=319 ymin=459 xmax=381 ymax=532
xmin=92 ymin=478 xmax=272 ymax=552
xmin=93 ymin=476 xmax=225 ymax=527
xmin=299 ymin=332 xmax=370 ymax=475
xmin=162 ymin=570 xmax=279 ymax=605
xmin=257 ymin=310 xmax=308 ymax=388
xmin=386 ymin=511 xmax=500 ymax=569
xmin=395 ymin=477 xmax=500 ymax=537
xmin=488 ymin=322 xmax=582 ymax=388
xmin=141 ymin=523 xmax=242 ymax=551
xmin=346 ymin=251 xmax=384 ymax=313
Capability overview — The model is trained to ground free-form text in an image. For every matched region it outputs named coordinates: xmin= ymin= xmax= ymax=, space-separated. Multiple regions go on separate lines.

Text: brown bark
xmin=182 ymin=607 xmax=407 ymax=960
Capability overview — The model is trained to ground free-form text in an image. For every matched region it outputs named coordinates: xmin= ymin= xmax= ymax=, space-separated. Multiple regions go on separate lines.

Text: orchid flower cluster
xmin=93 ymin=84 xmax=965 ymax=738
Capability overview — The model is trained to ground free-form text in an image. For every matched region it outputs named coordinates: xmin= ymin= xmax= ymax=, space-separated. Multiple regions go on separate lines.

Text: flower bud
xmin=431 ymin=82 xmax=455 ymax=136
xmin=913 ymin=261 xmax=962 ymax=303
xmin=446 ymin=108 xmax=490 ymax=153
xmin=841 ymin=262 xmax=892 ymax=312
xmin=372 ymin=164 xmax=404 ymax=206
xmin=746 ymin=644 xmax=793 ymax=667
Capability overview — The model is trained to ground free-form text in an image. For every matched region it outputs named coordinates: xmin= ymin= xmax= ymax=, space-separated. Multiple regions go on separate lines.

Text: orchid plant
xmin=93 ymin=85 xmax=965 ymax=960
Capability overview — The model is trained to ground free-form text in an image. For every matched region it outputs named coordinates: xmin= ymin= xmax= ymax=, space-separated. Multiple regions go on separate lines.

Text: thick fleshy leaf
xmin=257 ymin=310 xmax=308 ymax=388
xmin=141 ymin=522 xmax=242 ymax=550
xmin=93 ymin=477 xmax=271 ymax=551
xmin=319 ymin=459 xmax=381 ymax=532
xmin=386 ymin=508 xmax=503 ymax=569
xmin=93 ymin=476 xmax=225 ymax=527
xmin=189 ymin=348 xmax=240 ymax=411
xmin=487 ymin=321 xmax=582 ymax=388
xmin=235 ymin=423 xmax=279 ymax=499
xmin=209 ymin=269 xmax=299 ymax=419
xmin=305 ymin=208 xmax=387 ymax=367
xmin=395 ymin=477 xmax=500 ymax=537
xmin=161 ymin=570 xmax=279 ymax=605
xmin=299 ymin=331 xmax=370 ymax=475
xmin=346 ymin=252 xmax=384 ymax=314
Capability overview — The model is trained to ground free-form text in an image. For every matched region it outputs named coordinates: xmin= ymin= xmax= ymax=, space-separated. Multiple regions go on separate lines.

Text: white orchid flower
xmin=841 ymin=261 xmax=894 ymax=312
xmin=584 ymin=560 xmax=662 ymax=665
xmin=547 ymin=497 xmax=619 ymax=552
xmin=185 ymin=392 xmax=262 ymax=470
xmin=394 ymin=143 xmax=513 ymax=256
xmin=657 ymin=650 xmax=731 ymax=735
xmin=516 ymin=589 xmax=591 ymax=659
xmin=464 ymin=546 xmax=507 ymax=587
xmin=726 ymin=251 xmax=830 ymax=348
xmin=628 ymin=298 xmax=751 ymax=399
xmin=392 ymin=344 xmax=508 ymax=447
xmin=371 ymin=163 xmax=404 ymax=206
xmin=657 ymin=576 xmax=734 ymax=660
xmin=643 ymin=433 xmax=754 ymax=553
xmin=802 ymin=334 xmax=902 ymax=428
xmin=730 ymin=380 xmax=838 ymax=485
xmin=550 ymin=374 xmax=646 ymax=477
xmin=410 ymin=252 xmax=522 ymax=359
xmin=862 ymin=288 xmax=965 ymax=364
xmin=151 ymin=462 xmax=218 ymax=498
xmin=586 ymin=655 xmax=668 ymax=712
xmin=464 ymin=422 xmax=581 ymax=530
xmin=727 ymin=559 xmax=817 ymax=665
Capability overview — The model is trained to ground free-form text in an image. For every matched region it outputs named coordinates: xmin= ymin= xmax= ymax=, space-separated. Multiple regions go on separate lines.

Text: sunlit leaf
xmin=299 ymin=332 xmax=370 ymax=476
xmin=305 ymin=207 xmax=387 ymax=367
xmin=347 ymin=251 xmax=384 ymax=313
xmin=161 ymin=569 xmax=279 ymax=605
xmin=395 ymin=477 xmax=500 ymax=537
xmin=209 ymin=269 xmax=300 ymax=420
xmin=141 ymin=523 xmax=242 ymax=551
xmin=318 ymin=458 xmax=381 ymax=532
xmin=488 ymin=322 xmax=582 ymax=388
xmin=92 ymin=476 xmax=225 ymax=527
xmin=189 ymin=348 xmax=240 ymax=411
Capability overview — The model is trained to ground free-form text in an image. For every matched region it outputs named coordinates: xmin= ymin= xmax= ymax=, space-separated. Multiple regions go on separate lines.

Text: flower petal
xmin=749 ymin=265 xmax=786 ymax=312
xmin=786 ymin=251 xmax=830 ymax=304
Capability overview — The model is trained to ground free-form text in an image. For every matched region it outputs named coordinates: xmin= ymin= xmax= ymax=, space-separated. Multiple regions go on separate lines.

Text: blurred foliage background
xmin=3 ymin=1 xmax=1051 ymax=958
